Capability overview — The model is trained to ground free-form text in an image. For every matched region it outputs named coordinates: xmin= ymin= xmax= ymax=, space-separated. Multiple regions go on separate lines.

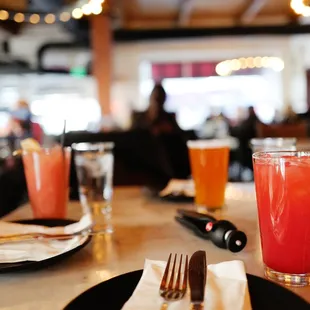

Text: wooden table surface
xmin=0 ymin=183 xmax=309 ymax=309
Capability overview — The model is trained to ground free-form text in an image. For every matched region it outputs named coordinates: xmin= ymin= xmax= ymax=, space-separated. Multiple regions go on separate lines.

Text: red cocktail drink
xmin=253 ymin=151 xmax=310 ymax=286
xmin=22 ymin=146 xmax=71 ymax=218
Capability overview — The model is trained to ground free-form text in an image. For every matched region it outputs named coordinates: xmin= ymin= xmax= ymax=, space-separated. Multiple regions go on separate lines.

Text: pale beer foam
xmin=187 ymin=139 xmax=235 ymax=149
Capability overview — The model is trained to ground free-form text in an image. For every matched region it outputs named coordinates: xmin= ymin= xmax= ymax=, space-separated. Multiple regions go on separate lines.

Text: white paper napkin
xmin=122 ymin=259 xmax=252 ymax=310
xmin=159 ymin=179 xmax=195 ymax=197
xmin=0 ymin=214 xmax=92 ymax=263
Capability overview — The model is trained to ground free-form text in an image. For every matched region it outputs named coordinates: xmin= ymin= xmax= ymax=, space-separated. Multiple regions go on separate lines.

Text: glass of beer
xmin=187 ymin=139 xmax=230 ymax=211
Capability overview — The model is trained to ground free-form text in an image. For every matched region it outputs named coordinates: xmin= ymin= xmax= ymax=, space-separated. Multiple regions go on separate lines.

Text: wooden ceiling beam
xmin=111 ymin=0 xmax=125 ymax=28
xmin=239 ymin=0 xmax=268 ymax=24
xmin=0 ymin=0 xmax=27 ymax=11
xmin=176 ymin=0 xmax=194 ymax=27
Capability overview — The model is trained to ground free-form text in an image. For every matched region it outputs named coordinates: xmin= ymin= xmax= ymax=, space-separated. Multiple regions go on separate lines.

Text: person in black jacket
xmin=131 ymin=82 xmax=181 ymax=135
xmin=131 ymin=82 xmax=190 ymax=180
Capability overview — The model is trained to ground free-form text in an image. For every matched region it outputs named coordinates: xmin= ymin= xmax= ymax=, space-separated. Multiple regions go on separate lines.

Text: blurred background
xmin=1 ymin=0 xmax=310 ymax=214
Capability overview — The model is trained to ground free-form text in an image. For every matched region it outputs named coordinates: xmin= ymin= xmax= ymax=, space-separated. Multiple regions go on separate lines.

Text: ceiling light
xmin=59 ymin=12 xmax=70 ymax=22
xmin=29 ymin=14 xmax=40 ymax=24
xmin=14 ymin=13 xmax=24 ymax=23
xmin=92 ymin=5 xmax=103 ymax=15
xmin=82 ymin=4 xmax=92 ymax=15
xmin=0 ymin=10 xmax=9 ymax=21
xmin=72 ymin=8 xmax=83 ymax=19
xmin=45 ymin=14 xmax=55 ymax=24
xmin=216 ymin=56 xmax=284 ymax=74
xmin=291 ymin=0 xmax=310 ymax=16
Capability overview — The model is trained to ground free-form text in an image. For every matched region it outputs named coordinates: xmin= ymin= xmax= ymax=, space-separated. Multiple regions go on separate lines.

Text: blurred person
xmin=230 ymin=106 xmax=259 ymax=180
xmin=272 ymin=108 xmax=283 ymax=124
xmin=7 ymin=99 xmax=43 ymax=147
xmin=131 ymin=82 xmax=190 ymax=180
xmin=131 ymin=82 xmax=181 ymax=135
xmin=9 ymin=99 xmax=32 ymax=139
xmin=198 ymin=111 xmax=230 ymax=139
xmin=230 ymin=106 xmax=258 ymax=138
xmin=282 ymin=105 xmax=300 ymax=124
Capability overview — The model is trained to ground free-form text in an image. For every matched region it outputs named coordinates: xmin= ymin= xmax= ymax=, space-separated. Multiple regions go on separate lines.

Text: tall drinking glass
xmin=187 ymin=139 xmax=230 ymax=211
xmin=250 ymin=138 xmax=296 ymax=153
xmin=253 ymin=151 xmax=310 ymax=286
xmin=73 ymin=142 xmax=114 ymax=234
xmin=22 ymin=146 xmax=71 ymax=218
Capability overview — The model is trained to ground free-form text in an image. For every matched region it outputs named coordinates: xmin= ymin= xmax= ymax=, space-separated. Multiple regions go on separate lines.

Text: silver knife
xmin=189 ymin=250 xmax=207 ymax=310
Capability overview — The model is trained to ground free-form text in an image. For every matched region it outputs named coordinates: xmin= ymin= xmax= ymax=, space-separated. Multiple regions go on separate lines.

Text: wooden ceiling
xmin=0 ymin=0 xmax=297 ymax=29
xmin=0 ymin=0 xmax=303 ymax=39
xmin=119 ymin=0 xmax=294 ymax=28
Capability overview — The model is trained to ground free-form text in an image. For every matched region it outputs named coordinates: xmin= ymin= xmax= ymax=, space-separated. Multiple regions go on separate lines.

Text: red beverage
xmin=22 ymin=146 xmax=71 ymax=219
xmin=253 ymin=152 xmax=310 ymax=286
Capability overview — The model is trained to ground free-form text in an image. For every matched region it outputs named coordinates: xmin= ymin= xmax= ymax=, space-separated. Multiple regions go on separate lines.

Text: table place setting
xmin=0 ymin=214 xmax=92 ymax=264
xmin=122 ymin=251 xmax=252 ymax=310
xmin=64 ymin=250 xmax=310 ymax=309
xmin=0 ymin=137 xmax=116 ymax=272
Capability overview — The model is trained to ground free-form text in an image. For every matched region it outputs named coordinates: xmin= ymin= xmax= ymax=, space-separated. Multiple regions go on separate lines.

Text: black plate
xmin=64 ymin=269 xmax=310 ymax=310
xmin=159 ymin=194 xmax=194 ymax=203
xmin=0 ymin=219 xmax=91 ymax=273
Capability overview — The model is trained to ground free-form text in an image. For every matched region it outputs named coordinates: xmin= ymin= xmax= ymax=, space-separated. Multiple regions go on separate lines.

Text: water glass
xmin=72 ymin=142 xmax=114 ymax=234
xmin=250 ymin=138 xmax=296 ymax=153
xmin=253 ymin=151 xmax=310 ymax=286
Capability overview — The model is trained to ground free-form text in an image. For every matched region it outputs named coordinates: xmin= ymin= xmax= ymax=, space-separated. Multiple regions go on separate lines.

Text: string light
xmin=216 ymin=56 xmax=285 ymax=76
xmin=92 ymin=5 xmax=103 ymax=15
xmin=29 ymin=14 xmax=40 ymax=24
xmin=81 ymin=4 xmax=92 ymax=15
xmin=291 ymin=0 xmax=310 ymax=16
xmin=4 ymin=0 xmax=106 ymax=24
xmin=59 ymin=11 xmax=70 ymax=22
xmin=0 ymin=10 xmax=9 ymax=20
xmin=72 ymin=8 xmax=83 ymax=19
xmin=254 ymin=57 xmax=262 ymax=68
xmin=14 ymin=13 xmax=24 ymax=23
xmin=45 ymin=14 xmax=55 ymax=24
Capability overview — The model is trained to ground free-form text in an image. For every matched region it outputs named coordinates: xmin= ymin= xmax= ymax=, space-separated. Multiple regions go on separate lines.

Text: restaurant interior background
xmin=1 ymin=0 xmax=310 ymax=215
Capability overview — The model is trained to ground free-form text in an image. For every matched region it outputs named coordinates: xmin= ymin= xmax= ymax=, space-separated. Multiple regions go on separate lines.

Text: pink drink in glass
xmin=253 ymin=152 xmax=310 ymax=286
xmin=22 ymin=146 xmax=71 ymax=218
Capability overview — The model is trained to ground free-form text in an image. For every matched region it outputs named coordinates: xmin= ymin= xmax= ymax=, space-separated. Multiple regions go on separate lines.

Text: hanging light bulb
xmin=92 ymin=5 xmax=103 ymax=15
xmin=291 ymin=0 xmax=310 ymax=16
xmin=0 ymin=10 xmax=9 ymax=21
xmin=14 ymin=13 xmax=24 ymax=23
xmin=29 ymin=14 xmax=40 ymax=24
xmin=72 ymin=8 xmax=83 ymax=19
xmin=45 ymin=14 xmax=55 ymax=24
xmin=82 ymin=4 xmax=92 ymax=15
xmin=60 ymin=12 xmax=71 ymax=22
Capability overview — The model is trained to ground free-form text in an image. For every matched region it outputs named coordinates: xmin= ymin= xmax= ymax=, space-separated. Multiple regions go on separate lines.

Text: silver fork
xmin=159 ymin=253 xmax=188 ymax=308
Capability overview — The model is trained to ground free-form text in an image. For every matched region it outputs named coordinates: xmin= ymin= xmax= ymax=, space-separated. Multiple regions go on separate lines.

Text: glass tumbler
xmin=250 ymin=138 xmax=297 ymax=153
xmin=253 ymin=151 xmax=310 ymax=286
xmin=73 ymin=142 xmax=114 ymax=234
xmin=187 ymin=139 xmax=230 ymax=211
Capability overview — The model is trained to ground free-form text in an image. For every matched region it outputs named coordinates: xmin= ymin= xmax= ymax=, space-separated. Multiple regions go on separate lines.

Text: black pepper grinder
xmin=175 ymin=209 xmax=247 ymax=253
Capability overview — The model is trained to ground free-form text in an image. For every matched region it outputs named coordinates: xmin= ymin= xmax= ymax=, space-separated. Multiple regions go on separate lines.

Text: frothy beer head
xmin=187 ymin=139 xmax=234 ymax=149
